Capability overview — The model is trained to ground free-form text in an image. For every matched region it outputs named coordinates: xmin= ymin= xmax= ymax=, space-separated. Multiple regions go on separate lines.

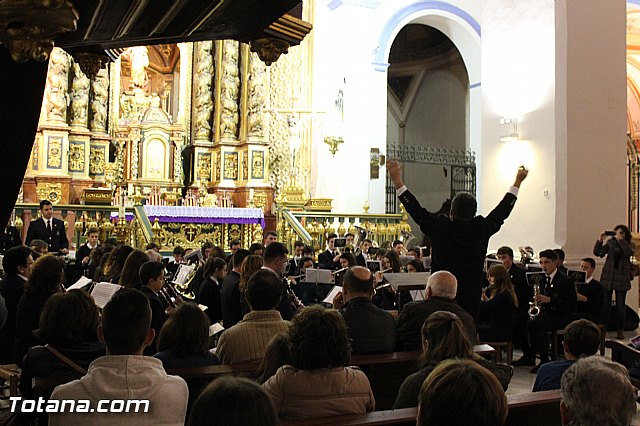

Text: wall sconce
xmin=324 ymin=136 xmax=344 ymax=156
xmin=499 ymin=117 xmax=519 ymax=142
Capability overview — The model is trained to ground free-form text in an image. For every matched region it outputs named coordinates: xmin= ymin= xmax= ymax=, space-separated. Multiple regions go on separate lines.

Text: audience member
xmin=478 ymin=264 xmax=518 ymax=342
xmin=188 ymin=377 xmax=279 ymax=426
xmin=217 ymin=269 xmax=290 ymax=364
xmin=397 ymin=271 xmax=476 ymax=350
xmin=49 ymin=289 xmax=188 ymax=426
xmin=118 ymin=249 xmax=150 ymax=289
xmin=221 ymin=249 xmax=251 ymax=328
xmin=239 ymin=254 xmax=264 ymax=315
xmin=256 ymin=333 xmax=292 ymax=384
xmin=262 ymin=306 xmax=374 ymax=420
xmin=139 ymin=261 xmax=169 ymax=354
xmin=532 ymin=319 xmax=601 ymax=392
xmin=29 ymin=239 xmax=48 ymax=258
xmin=576 ymin=257 xmax=604 ymax=323
xmin=417 ymin=359 xmax=508 ymax=426
xmin=101 ymin=244 xmax=134 ymax=283
xmin=332 ymin=266 xmax=396 ymax=354
xmin=198 ymin=257 xmax=226 ymax=324
xmin=560 ymin=356 xmax=636 ymax=426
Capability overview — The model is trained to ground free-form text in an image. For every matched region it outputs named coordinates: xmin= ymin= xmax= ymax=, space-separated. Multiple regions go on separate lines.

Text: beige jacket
xmin=216 ymin=310 xmax=290 ymax=364
xmin=263 ymin=365 xmax=375 ymax=420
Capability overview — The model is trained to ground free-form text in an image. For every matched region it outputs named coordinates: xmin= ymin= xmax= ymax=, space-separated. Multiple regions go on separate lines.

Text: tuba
xmin=352 ymin=225 xmax=369 ymax=256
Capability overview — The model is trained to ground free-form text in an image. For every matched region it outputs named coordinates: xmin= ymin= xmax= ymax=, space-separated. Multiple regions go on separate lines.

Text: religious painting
xmin=47 ymin=136 xmax=63 ymax=169
xmin=68 ymin=141 xmax=85 ymax=172
xmin=89 ymin=146 xmax=106 ymax=176
xmin=144 ymin=139 xmax=166 ymax=180
xmin=223 ymin=152 xmax=238 ymax=180
xmin=251 ymin=150 xmax=265 ymax=180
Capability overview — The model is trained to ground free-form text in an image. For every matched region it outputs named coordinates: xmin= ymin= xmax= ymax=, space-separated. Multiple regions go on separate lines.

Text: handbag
xmin=630 ymin=263 xmax=640 ymax=281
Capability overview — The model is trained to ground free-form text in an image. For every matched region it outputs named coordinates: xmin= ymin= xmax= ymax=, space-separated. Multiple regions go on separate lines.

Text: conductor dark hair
xmin=563 ymin=319 xmax=601 ymax=358
xmin=289 ymin=306 xmax=351 ymax=370
xmin=496 ymin=246 xmax=514 ymax=258
xmin=38 ymin=289 xmax=99 ymax=346
xmin=187 ymin=377 xmax=278 ymax=426
xmin=102 ymin=289 xmax=151 ymax=355
xmin=581 ymin=257 xmax=596 ymax=269
xmin=614 ymin=224 xmax=632 ymax=243
xmin=343 ymin=267 xmax=373 ymax=294
xmin=2 ymin=245 xmax=32 ymax=275
xmin=39 ymin=200 xmax=52 ymax=209
xmin=231 ymin=249 xmax=251 ymax=269
xmin=539 ymin=249 xmax=559 ymax=262
xmin=263 ymin=242 xmax=289 ymax=263
xmin=139 ymin=261 xmax=164 ymax=286
xmin=450 ymin=192 xmax=477 ymax=222
xmin=245 ymin=269 xmax=283 ymax=311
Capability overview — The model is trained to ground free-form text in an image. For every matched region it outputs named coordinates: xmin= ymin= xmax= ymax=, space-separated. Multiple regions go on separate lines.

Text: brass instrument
xmin=519 ymin=246 xmax=536 ymax=265
xmin=528 ymin=283 xmax=541 ymax=319
xmin=173 ymin=263 xmax=197 ymax=300
xmin=352 ymin=225 xmax=369 ymax=256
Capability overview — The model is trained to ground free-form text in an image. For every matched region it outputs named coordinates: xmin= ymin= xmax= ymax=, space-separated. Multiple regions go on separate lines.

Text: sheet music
xmin=90 ymin=282 xmax=123 ymax=309
xmin=66 ymin=276 xmax=92 ymax=291
xmin=209 ymin=322 xmax=224 ymax=337
xmin=383 ymin=272 xmax=430 ymax=290
xmin=173 ymin=264 xmax=195 ymax=285
xmin=303 ymin=268 xmax=332 ymax=283
xmin=323 ymin=286 xmax=342 ymax=304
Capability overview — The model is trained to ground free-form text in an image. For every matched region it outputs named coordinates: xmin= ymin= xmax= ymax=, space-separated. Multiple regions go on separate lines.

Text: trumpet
xmin=374 ymin=268 xmax=393 ymax=290
xmin=331 ymin=267 xmax=349 ymax=276
xmin=528 ymin=283 xmax=541 ymax=319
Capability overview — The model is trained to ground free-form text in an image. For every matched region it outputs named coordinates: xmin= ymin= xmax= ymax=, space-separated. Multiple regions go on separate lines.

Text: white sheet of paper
xmin=173 ymin=264 xmax=195 ymax=285
xmin=323 ymin=285 xmax=342 ymax=304
xmin=67 ymin=276 xmax=92 ymax=291
xmin=209 ymin=323 xmax=225 ymax=337
xmin=67 ymin=250 xmax=76 ymax=260
xmin=90 ymin=282 xmax=123 ymax=309
xmin=383 ymin=272 xmax=430 ymax=289
xmin=303 ymin=268 xmax=332 ymax=283
xmin=198 ymin=304 xmax=208 ymax=311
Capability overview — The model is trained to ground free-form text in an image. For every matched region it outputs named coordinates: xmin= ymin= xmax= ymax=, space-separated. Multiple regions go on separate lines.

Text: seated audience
xmin=118 ymin=249 xmax=150 ymax=289
xmin=49 ymin=289 xmax=188 ymax=426
xmin=560 ymin=356 xmax=636 ymax=426
xmin=0 ymin=246 xmax=33 ymax=363
xmin=332 ymin=266 xmax=397 ymax=353
xmin=145 ymin=249 xmax=163 ymax=263
xmin=198 ymin=257 xmax=227 ymax=325
xmin=417 ymin=359 xmax=508 ymax=426
xmin=29 ymin=239 xmax=48 ymax=258
xmin=394 ymin=311 xmax=510 ymax=409
xmin=221 ymin=249 xmax=251 ymax=329
xmin=263 ymin=306 xmax=375 ymax=420
xmin=100 ymin=244 xmax=134 ymax=283
xmin=256 ymin=333 xmax=292 ymax=384
xmin=239 ymin=254 xmax=264 ymax=316
xmin=20 ymin=289 xmax=104 ymax=397
xmin=532 ymin=319 xmax=601 ymax=392
xmin=139 ymin=261 xmax=169 ymax=354
xmin=397 ymin=271 xmax=476 ymax=350
xmin=14 ymin=255 xmax=65 ymax=365
xmin=575 ymin=257 xmax=604 ymax=323
xmin=154 ymin=302 xmax=219 ymax=369
xmin=188 ymin=376 xmax=279 ymax=426
xmin=217 ymin=269 xmax=290 ymax=364
xmin=478 ymin=264 xmax=518 ymax=342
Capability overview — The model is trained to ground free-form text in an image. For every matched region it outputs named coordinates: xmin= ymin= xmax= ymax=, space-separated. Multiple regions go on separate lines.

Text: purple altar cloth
xmin=110 ymin=206 xmax=265 ymax=227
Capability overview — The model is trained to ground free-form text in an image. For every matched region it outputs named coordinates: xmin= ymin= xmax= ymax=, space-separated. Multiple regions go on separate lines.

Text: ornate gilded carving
xmin=215 ymin=152 xmax=221 ymax=181
xmin=47 ymin=136 xmax=63 ymax=169
xmin=197 ymin=153 xmax=212 ymax=181
xmin=223 ymin=152 xmax=238 ymax=180
xmin=90 ymin=68 xmax=109 ymax=133
xmin=253 ymin=193 xmax=268 ymax=209
xmin=242 ymin=152 xmax=248 ymax=181
xmin=72 ymin=52 xmax=108 ymax=80
xmin=251 ymin=151 xmax=265 ymax=180
xmin=32 ymin=141 xmax=39 ymax=170
xmin=219 ymin=40 xmax=240 ymax=141
xmin=114 ymin=140 xmax=126 ymax=183
xmin=68 ymin=141 xmax=85 ymax=172
xmin=129 ymin=127 xmax=141 ymax=180
xmin=36 ymin=182 xmax=62 ymax=205
xmin=249 ymin=38 xmax=290 ymax=66
xmin=0 ymin=0 xmax=78 ymax=63
xmin=89 ymin=146 xmax=105 ymax=175
xmin=194 ymin=41 xmax=214 ymax=141
xmin=45 ymin=48 xmax=70 ymax=123
xmin=247 ymin=52 xmax=267 ymax=138
xmin=173 ymin=137 xmax=184 ymax=182
xmin=70 ymin=62 xmax=90 ymax=128
xmin=124 ymin=46 xmax=150 ymax=90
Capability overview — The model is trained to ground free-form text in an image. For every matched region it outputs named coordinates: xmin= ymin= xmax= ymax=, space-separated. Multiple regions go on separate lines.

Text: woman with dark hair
xmin=100 ymin=244 xmax=134 ymax=283
xmin=393 ymin=311 xmax=511 ymax=409
xmin=14 ymin=255 xmax=65 ymax=365
xmin=478 ymin=264 xmax=518 ymax=342
xmin=88 ymin=242 xmax=114 ymax=281
xmin=154 ymin=302 xmax=219 ymax=368
xmin=118 ymin=249 xmax=150 ymax=289
xmin=188 ymin=376 xmax=279 ymax=426
xmin=198 ymin=257 xmax=227 ymax=324
xmin=256 ymin=333 xmax=292 ymax=384
xmin=373 ymin=249 xmax=412 ymax=310
xmin=594 ymin=225 xmax=635 ymax=339
xmin=239 ymin=254 xmax=264 ymax=315
xmin=20 ymin=289 xmax=104 ymax=396
xmin=262 ymin=306 xmax=374 ymax=420
xmin=406 ymin=259 xmax=425 ymax=273
xmin=339 ymin=252 xmax=357 ymax=269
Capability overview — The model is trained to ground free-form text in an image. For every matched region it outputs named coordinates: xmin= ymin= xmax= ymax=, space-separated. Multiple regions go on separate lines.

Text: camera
xmin=604 ymin=231 xmax=616 ymax=236
xmin=333 ymin=237 xmax=347 ymax=248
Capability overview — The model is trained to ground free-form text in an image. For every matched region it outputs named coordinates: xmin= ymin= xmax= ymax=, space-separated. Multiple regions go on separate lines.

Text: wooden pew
xmin=604 ymin=339 xmax=640 ymax=388
xmin=281 ymin=390 xmax=562 ymax=426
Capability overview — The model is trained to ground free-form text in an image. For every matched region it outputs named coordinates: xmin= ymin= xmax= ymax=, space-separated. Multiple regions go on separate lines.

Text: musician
xmin=513 ymin=249 xmax=577 ymax=372
xmin=199 ymin=257 xmax=227 ymax=325
xmin=554 ymin=249 xmax=568 ymax=275
xmin=392 ymin=240 xmax=404 ymax=256
xmin=0 ymin=221 xmax=21 ymax=255
xmin=302 ymin=245 xmax=316 ymax=266
xmin=387 ymin=159 xmax=528 ymax=320
xmin=318 ymin=233 xmax=341 ymax=270
xmin=25 ymin=200 xmax=69 ymax=255
xmin=575 ymin=257 xmax=604 ymax=323
xmin=139 ymin=261 xmax=169 ymax=354
xmin=372 ymin=250 xmax=412 ymax=311
xmin=262 ymin=242 xmax=296 ymax=321
xmin=166 ymin=246 xmax=185 ymax=277
xmin=29 ymin=239 xmax=48 ymax=259
xmin=76 ymin=228 xmax=99 ymax=279
xmin=336 ymin=253 xmax=357 ymax=286
xmin=225 ymin=239 xmax=241 ymax=265
xmin=287 ymin=240 xmax=305 ymax=277
xmin=478 ymin=264 xmax=518 ymax=342
xmin=221 ymin=249 xmax=251 ymax=329
xmin=496 ymin=246 xmax=530 ymax=350
xmin=355 ymin=238 xmax=372 ymax=267
xmin=263 ymin=231 xmax=278 ymax=247
xmin=191 ymin=242 xmax=214 ymax=301
xmin=249 ymin=242 xmax=265 ymax=257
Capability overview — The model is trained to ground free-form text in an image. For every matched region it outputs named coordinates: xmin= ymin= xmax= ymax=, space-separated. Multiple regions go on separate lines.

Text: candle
xmin=249 ymin=188 xmax=254 ymax=200
xmin=119 ymin=205 xmax=125 ymax=219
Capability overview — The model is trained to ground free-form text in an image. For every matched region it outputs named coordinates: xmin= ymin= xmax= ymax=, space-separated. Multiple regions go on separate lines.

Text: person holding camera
xmin=594 ymin=225 xmax=635 ymax=339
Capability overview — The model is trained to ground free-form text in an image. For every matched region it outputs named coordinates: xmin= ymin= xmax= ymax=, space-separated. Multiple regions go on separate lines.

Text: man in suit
xmin=497 ymin=246 xmax=530 ymax=349
xmin=318 ymin=233 xmax=341 ymax=270
xmin=75 ymin=227 xmax=99 ymax=280
xmin=0 ymin=221 xmax=21 ymax=254
xmin=332 ymin=266 xmax=397 ymax=354
xmin=575 ymin=257 xmax=604 ymax=324
xmin=287 ymin=240 xmax=305 ymax=277
xmin=387 ymin=159 xmax=528 ymax=320
xmin=513 ymin=249 xmax=577 ymax=372
xmin=25 ymin=200 xmax=69 ymax=255
xmin=355 ymin=238 xmax=372 ymax=267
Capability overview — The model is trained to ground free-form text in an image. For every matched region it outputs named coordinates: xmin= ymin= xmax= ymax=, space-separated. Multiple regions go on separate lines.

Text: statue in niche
xmin=71 ymin=62 xmax=90 ymax=128
xmin=90 ymin=68 xmax=109 ymax=133
xmin=194 ymin=41 xmax=214 ymax=140
xmin=247 ymin=52 xmax=266 ymax=138
xmin=125 ymin=46 xmax=149 ymax=90
xmin=46 ymin=48 xmax=70 ymax=123
xmin=219 ymin=40 xmax=239 ymax=139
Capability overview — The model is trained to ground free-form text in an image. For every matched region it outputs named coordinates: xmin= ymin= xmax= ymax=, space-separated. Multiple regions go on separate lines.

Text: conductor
xmin=387 ymin=160 xmax=528 ymax=320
